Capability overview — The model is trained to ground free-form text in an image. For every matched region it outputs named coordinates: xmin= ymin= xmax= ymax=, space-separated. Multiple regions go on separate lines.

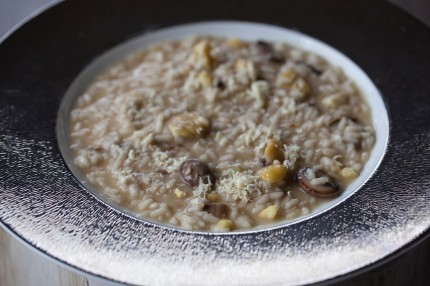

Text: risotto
xmin=69 ymin=36 xmax=375 ymax=231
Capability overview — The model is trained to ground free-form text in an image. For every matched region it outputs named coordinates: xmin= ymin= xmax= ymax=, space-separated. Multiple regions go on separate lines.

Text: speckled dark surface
xmin=0 ymin=1 xmax=429 ymax=285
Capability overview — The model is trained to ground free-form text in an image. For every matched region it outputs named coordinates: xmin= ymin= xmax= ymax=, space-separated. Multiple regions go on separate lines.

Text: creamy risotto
xmin=70 ymin=36 xmax=375 ymax=231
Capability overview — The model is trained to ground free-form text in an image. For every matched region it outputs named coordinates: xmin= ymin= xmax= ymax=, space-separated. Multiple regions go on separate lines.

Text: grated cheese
xmin=193 ymin=178 xmax=213 ymax=198
xmin=216 ymin=169 xmax=261 ymax=202
xmin=152 ymin=150 xmax=187 ymax=173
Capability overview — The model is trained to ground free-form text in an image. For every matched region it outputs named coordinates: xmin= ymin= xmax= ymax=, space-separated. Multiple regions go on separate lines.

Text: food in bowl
xmin=69 ymin=36 xmax=375 ymax=231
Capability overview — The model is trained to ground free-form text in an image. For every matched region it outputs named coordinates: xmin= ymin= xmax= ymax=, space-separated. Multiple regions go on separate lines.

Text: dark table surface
xmin=340 ymin=2 xmax=430 ymax=284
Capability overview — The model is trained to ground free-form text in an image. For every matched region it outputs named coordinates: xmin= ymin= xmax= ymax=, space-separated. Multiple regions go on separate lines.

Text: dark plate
xmin=0 ymin=1 xmax=429 ymax=285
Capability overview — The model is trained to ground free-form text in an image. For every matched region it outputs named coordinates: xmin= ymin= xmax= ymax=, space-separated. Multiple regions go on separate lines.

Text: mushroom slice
xmin=204 ymin=203 xmax=229 ymax=218
xmin=253 ymin=40 xmax=284 ymax=63
xmin=296 ymin=167 xmax=341 ymax=198
xmin=180 ymin=159 xmax=214 ymax=188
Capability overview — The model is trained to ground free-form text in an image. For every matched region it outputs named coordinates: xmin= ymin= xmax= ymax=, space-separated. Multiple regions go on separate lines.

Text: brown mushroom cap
xmin=253 ymin=40 xmax=284 ymax=63
xmin=296 ymin=167 xmax=341 ymax=198
xmin=203 ymin=203 xmax=229 ymax=218
xmin=180 ymin=159 xmax=214 ymax=188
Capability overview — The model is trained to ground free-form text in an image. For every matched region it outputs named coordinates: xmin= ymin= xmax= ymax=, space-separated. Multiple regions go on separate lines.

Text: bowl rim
xmin=56 ymin=20 xmax=390 ymax=235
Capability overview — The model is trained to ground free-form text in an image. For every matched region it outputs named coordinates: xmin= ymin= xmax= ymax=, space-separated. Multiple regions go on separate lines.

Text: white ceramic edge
xmin=0 ymin=0 xmax=63 ymax=44
xmin=57 ymin=21 xmax=389 ymax=233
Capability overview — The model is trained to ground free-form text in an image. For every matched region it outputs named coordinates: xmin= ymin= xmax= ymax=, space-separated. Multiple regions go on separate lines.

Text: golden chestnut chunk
xmin=290 ymin=77 xmax=311 ymax=100
xmin=215 ymin=219 xmax=234 ymax=231
xmin=277 ymin=69 xmax=311 ymax=100
xmin=259 ymin=205 xmax=279 ymax=219
xmin=168 ymin=112 xmax=210 ymax=138
xmin=174 ymin=189 xmax=187 ymax=199
xmin=259 ymin=165 xmax=287 ymax=183
xmin=264 ymin=138 xmax=285 ymax=162
xmin=197 ymin=71 xmax=212 ymax=88
xmin=227 ymin=38 xmax=245 ymax=49
xmin=192 ymin=40 xmax=213 ymax=69
xmin=341 ymin=167 xmax=358 ymax=178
